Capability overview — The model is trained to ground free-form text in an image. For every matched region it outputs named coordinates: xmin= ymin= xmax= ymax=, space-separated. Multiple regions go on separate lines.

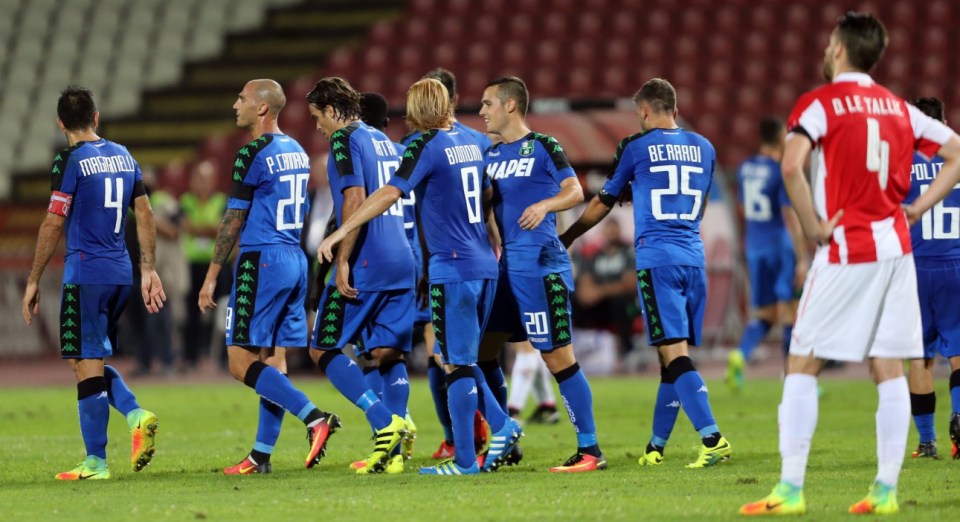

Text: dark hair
xmin=835 ymin=11 xmax=888 ymax=72
xmin=57 ymin=85 xmax=97 ymax=131
xmin=306 ymin=77 xmax=361 ymax=121
xmin=758 ymin=117 xmax=785 ymax=146
xmin=633 ymin=78 xmax=676 ymax=114
xmin=423 ymin=68 xmax=456 ymax=103
xmin=485 ymin=76 xmax=529 ymax=116
xmin=359 ymin=92 xmax=389 ymax=131
xmin=911 ymin=97 xmax=945 ymax=123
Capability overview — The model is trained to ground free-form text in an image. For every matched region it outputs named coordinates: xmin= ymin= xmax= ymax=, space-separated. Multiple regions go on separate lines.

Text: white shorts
xmin=790 ymin=248 xmax=922 ymax=362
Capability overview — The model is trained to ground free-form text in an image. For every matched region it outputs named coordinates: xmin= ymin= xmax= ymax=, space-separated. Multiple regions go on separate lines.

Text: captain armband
xmin=48 ymin=191 xmax=73 ymax=217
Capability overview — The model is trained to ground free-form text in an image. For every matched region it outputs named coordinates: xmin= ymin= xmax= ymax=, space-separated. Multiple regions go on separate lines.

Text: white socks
xmin=532 ymin=356 xmax=556 ymax=405
xmin=779 ymin=374 xmax=819 ymax=488
xmin=508 ymin=352 xmax=540 ymax=411
xmin=875 ymin=376 xmax=909 ymax=488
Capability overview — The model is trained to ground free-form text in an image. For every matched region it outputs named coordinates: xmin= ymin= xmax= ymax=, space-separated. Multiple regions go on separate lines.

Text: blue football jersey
xmin=738 ymin=154 xmax=792 ymax=255
xmin=389 ymin=127 xmax=498 ymax=283
xmin=227 ymin=133 xmax=311 ymax=248
xmin=51 ymin=139 xmax=143 ymax=285
xmin=327 ymin=122 xmax=414 ymax=291
xmin=905 ymin=153 xmax=960 ymax=263
xmin=486 ymin=132 xmax=575 ymax=276
xmin=601 ymin=128 xmax=716 ymax=269
xmin=402 ymin=120 xmax=492 ymax=152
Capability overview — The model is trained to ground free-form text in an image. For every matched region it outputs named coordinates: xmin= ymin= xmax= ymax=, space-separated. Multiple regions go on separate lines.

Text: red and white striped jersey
xmin=787 ymin=72 xmax=953 ymax=264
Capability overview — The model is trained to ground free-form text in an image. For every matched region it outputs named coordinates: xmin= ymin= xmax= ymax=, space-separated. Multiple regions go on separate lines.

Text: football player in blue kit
xmin=306 ymin=78 xmax=412 ymax=474
xmin=198 ymin=79 xmax=340 ymax=474
xmin=726 ymin=117 xmax=807 ymax=392
xmin=903 ymin=97 xmax=960 ymax=460
xmin=561 ymin=78 xmax=732 ymax=469
xmin=23 ymin=86 xmax=164 ymax=480
xmin=479 ymin=76 xmax=605 ymax=472
xmin=400 ymin=68 xmax=497 ymax=460
xmin=320 ymin=78 xmax=521 ymax=475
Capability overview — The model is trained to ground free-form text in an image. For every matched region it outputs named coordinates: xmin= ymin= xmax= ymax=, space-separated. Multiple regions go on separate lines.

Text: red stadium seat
xmin=368 ymin=21 xmax=396 ymax=45
xmin=576 ymin=12 xmax=603 ymax=38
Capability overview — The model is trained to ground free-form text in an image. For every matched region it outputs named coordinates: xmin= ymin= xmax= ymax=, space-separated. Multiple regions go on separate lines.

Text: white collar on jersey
xmin=832 ymin=71 xmax=873 ymax=85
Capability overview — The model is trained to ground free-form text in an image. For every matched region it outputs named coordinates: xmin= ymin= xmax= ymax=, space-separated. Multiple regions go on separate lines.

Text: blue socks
xmin=478 ymin=359 xmax=508 ymax=411
xmin=379 ymin=360 xmax=410 ymax=417
xmin=446 ymin=367 xmax=479 ymax=468
xmin=738 ymin=319 xmax=772 ymax=361
xmin=669 ymin=356 xmax=720 ymax=438
xmin=317 ymin=351 xmax=392 ymax=430
xmin=651 ymin=366 xmax=681 ymax=448
xmin=77 ymin=377 xmax=109 ymax=459
xmin=427 ymin=358 xmax=454 ymax=442
xmin=553 ymin=363 xmax=599 ymax=449
xmin=473 ymin=366 xmax=508 ymax=432
xmin=255 ymin=397 xmax=285 ymax=456
xmin=910 ymin=392 xmax=936 ymax=443
xmin=103 ymin=365 xmax=139 ymax=416
xmin=243 ymin=361 xmax=316 ymax=423
xmin=951 ymin=370 xmax=960 ymax=414
xmin=363 ymin=367 xmax=383 ymax=400
xmin=782 ymin=325 xmax=794 ymax=358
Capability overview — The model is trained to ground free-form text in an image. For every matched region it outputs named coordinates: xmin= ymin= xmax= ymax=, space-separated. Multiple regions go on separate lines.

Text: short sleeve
xmin=533 ymin=134 xmax=575 ymax=185
xmin=908 ymin=103 xmax=956 ymax=157
xmin=599 ymin=136 xmax=637 ymax=207
xmin=392 ymin=131 xmax=437 ymax=196
xmin=331 ymin=128 xmax=363 ymax=191
xmin=786 ymin=91 xmax=827 ymax=145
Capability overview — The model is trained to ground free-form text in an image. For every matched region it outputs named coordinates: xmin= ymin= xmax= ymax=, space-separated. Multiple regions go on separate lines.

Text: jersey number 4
xmin=650 ymin=165 xmax=704 ymax=221
xmin=104 ymin=177 xmax=124 ymax=234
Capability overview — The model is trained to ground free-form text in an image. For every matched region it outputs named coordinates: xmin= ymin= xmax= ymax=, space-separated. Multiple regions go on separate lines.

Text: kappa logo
xmin=666 ymin=400 xmax=681 ymax=408
xmin=347 ymin=359 xmax=357 ymax=367
xmin=468 ymin=386 xmax=478 ymax=395
xmin=697 ymin=385 xmax=708 ymax=393
xmin=390 ymin=378 xmax=409 ymax=386
xmin=97 ymin=391 xmax=109 ymax=399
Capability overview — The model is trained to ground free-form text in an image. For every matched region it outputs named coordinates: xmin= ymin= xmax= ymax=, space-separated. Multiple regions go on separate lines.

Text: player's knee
xmin=445 ymin=364 xmax=474 ymax=386
xmin=315 ymin=349 xmax=341 ymax=373
xmin=541 ymin=344 xmax=575 ymax=373
xmin=666 ymin=356 xmax=696 ymax=381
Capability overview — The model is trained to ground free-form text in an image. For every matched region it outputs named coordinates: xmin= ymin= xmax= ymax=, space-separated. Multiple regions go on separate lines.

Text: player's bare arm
xmin=199 ymin=208 xmax=247 ymax=312
xmin=519 ymin=176 xmax=584 ymax=230
xmin=904 ymin=133 xmax=960 ymax=224
xmin=21 ymin=212 xmax=65 ymax=325
xmin=781 ymin=134 xmax=843 ymax=242
xmin=332 ymin=185 xmax=365 ymax=299
xmin=320 ymin=185 xmax=402 ymax=262
xmin=133 ymin=195 xmax=166 ymax=313
xmin=559 ymin=195 xmax=613 ymax=248
xmin=782 ymin=207 xmax=809 ymax=288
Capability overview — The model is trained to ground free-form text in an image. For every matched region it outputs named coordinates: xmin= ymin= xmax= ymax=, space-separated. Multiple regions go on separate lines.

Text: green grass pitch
xmin=1 ymin=376 xmax=958 ymax=520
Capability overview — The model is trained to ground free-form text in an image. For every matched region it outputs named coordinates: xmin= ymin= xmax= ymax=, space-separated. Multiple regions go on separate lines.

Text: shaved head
xmin=247 ymin=79 xmax=286 ymax=116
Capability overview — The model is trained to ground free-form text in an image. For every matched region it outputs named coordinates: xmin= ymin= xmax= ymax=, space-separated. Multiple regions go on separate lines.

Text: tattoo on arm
xmin=134 ymin=196 xmax=157 ymax=271
xmin=212 ymin=208 xmax=248 ymax=266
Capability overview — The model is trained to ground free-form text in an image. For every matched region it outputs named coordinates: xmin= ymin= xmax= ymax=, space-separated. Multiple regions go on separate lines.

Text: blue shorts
xmin=430 ymin=279 xmax=497 ymax=365
xmin=312 ymin=286 xmax=414 ymax=353
xmin=917 ymin=260 xmax=960 ymax=359
xmin=487 ymin=270 xmax=574 ymax=351
xmin=636 ymin=266 xmax=706 ymax=346
xmin=59 ymin=284 xmax=130 ymax=359
xmin=226 ymin=247 xmax=308 ymax=348
xmin=746 ymin=249 xmax=796 ymax=308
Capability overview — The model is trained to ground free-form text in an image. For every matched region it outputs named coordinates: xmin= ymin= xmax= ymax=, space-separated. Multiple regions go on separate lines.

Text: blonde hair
xmin=405 ymin=79 xmax=453 ymax=132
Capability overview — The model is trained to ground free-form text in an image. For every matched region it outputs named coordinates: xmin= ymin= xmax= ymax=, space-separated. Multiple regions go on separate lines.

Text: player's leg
xmin=850 ymin=256 xmax=922 ymax=515
xmin=728 ymin=254 xmax=776 ymax=392
xmin=419 ymin=281 xmax=486 ymax=475
xmin=310 ymin=287 xmax=404 ymax=473
xmin=740 ymin=354 xmax=823 ymax=516
xmin=508 ymin=341 xmax=539 ymax=417
xmin=357 ymin=349 xmax=382 ymax=399
xmin=529 ymin=348 xmax=559 ymax=423
xmin=224 ymin=347 xmax=287 ymax=475
xmin=60 ymin=356 xmax=111 ymax=480
xmin=949 ymin=356 xmax=960 ymax=458
xmin=907 ymin=357 xmax=938 ymax=458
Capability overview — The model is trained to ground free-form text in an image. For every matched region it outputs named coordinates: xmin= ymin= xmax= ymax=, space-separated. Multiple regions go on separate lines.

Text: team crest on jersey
xmin=519 ymin=141 xmax=534 ymax=157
